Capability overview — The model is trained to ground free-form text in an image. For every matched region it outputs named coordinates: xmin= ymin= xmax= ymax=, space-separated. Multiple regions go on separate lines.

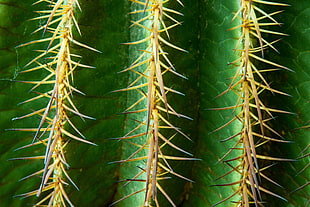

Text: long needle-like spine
xmin=111 ymin=1 xmax=194 ymax=206
xmin=13 ymin=0 xmax=98 ymax=206
xmin=213 ymin=0 xmax=292 ymax=206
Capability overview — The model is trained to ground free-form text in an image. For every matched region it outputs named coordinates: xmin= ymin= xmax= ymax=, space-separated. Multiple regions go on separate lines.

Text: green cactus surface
xmin=0 ymin=0 xmax=309 ymax=206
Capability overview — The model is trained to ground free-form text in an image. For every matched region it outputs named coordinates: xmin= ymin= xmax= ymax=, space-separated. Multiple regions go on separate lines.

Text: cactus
xmin=0 ymin=0 xmax=309 ymax=206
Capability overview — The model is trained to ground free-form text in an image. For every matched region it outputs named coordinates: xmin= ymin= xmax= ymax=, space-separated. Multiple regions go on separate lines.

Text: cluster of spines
xmin=11 ymin=0 xmax=98 ymax=206
xmin=111 ymin=0 xmax=194 ymax=206
xmin=212 ymin=0 xmax=294 ymax=206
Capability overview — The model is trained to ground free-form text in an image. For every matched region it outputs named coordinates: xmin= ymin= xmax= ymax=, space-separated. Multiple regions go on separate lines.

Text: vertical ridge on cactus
xmin=211 ymin=1 xmax=294 ymax=206
xmin=111 ymin=1 xmax=194 ymax=206
xmin=10 ymin=0 xmax=98 ymax=206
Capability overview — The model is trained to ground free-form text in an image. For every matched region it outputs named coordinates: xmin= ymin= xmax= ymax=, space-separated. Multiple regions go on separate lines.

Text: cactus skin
xmin=0 ymin=0 xmax=309 ymax=206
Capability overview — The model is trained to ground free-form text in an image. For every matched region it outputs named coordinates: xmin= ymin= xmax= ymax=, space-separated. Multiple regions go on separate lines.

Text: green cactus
xmin=0 ymin=0 xmax=309 ymax=206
